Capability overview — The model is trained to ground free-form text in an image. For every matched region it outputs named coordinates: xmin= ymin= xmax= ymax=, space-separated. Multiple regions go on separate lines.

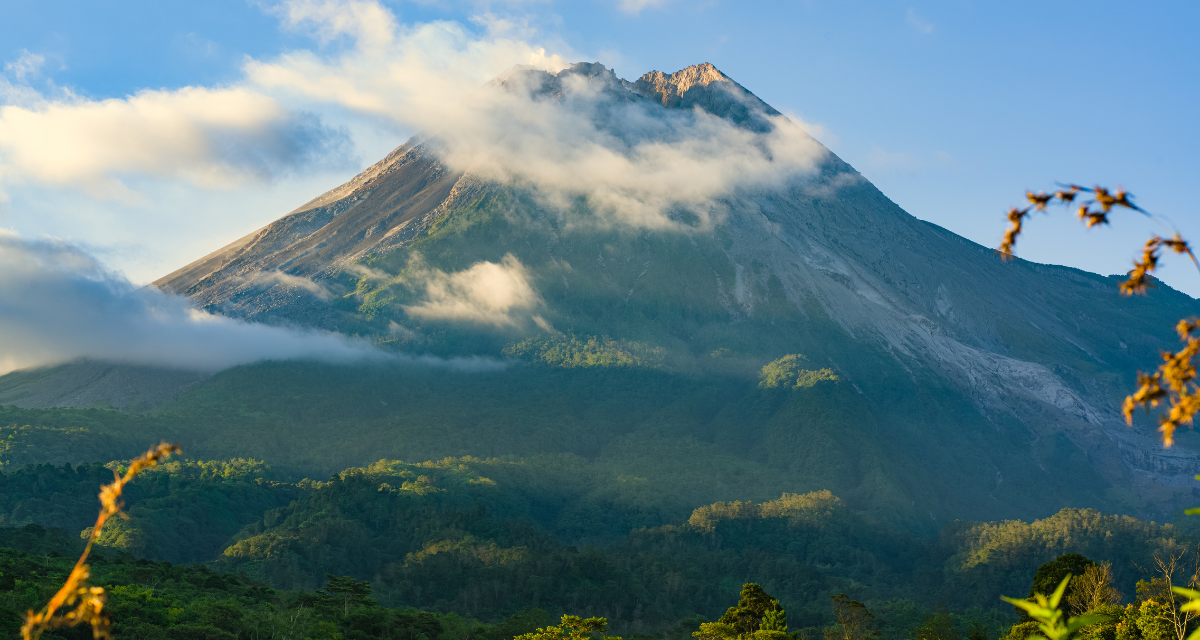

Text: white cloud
xmin=274 ymin=0 xmax=400 ymax=50
xmin=3 ymin=50 xmax=44 ymax=81
xmin=780 ymin=109 xmax=836 ymax=145
xmin=403 ymin=254 xmax=540 ymax=326
xmin=440 ymin=76 xmax=823 ymax=229
xmin=906 ymin=8 xmax=934 ymax=35
xmin=0 ymin=0 xmax=830 ymax=293
xmin=615 ymin=0 xmax=671 ymax=14
xmin=244 ymin=9 xmax=572 ymax=120
xmin=0 ymin=45 xmax=354 ymax=204
xmin=0 ymin=231 xmax=389 ymax=375
xmin=250 ymin=270 xmax=333 ymax=299
xmin=246 ymin=0 xmax=827 ymax=230
xmin=0 ymin=84 xmax=352 ymax=202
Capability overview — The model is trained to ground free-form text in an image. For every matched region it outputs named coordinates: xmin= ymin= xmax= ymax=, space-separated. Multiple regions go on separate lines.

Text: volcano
xmin=144 ymin=62 xmax=1200 ymax=526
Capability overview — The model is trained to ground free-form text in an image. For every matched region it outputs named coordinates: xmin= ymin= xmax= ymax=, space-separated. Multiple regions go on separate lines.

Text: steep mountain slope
xmin=0 ymin=360 xmax=208 ymax=411
xmin=147 ymin=62 xmax=1200 ymax=524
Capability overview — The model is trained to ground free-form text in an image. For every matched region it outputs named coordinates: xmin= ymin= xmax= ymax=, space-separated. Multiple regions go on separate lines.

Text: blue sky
xmin=1 ymin=0 xmax=1197 ymax=297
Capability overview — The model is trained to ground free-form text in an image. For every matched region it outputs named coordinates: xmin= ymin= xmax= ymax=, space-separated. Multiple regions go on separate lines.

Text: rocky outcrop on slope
xmin=631 ymin=62 xmax=781 ymax=130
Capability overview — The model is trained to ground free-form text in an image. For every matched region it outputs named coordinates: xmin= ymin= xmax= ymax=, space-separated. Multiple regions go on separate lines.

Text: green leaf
xmin=1064 ymin=615 xmax=1109 ymax=633
xmin=1177 ymin=586 xmax=1200 ymax=612
xmin=1048 ymin=575 xmax=1071 ymax=610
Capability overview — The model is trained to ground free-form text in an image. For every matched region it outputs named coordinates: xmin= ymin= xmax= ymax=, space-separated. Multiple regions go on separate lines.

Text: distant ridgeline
xmin=2 ymin=448 xmax=1198 ymax=640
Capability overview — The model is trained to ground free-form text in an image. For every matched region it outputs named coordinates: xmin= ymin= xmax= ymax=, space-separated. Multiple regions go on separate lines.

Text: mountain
xmin=0 ymin=359 xmax=208 ymax=411
xmin=128 ymin=62 xmax=1200 ymax=525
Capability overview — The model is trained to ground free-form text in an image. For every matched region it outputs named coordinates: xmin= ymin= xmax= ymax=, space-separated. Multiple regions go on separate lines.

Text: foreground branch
xmin=21 ymin=442 xmax=181 ymax=640
xmin=999 ymin=185 xmax=1200 ymax=447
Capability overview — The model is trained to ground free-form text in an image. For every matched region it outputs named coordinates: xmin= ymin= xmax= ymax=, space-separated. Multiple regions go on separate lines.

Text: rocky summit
xmin=141 ymin=62 xmax=1200 ymax=525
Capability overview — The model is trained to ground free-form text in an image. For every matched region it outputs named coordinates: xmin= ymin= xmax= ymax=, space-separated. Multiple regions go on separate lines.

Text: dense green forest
xmin=0 ymin=524 xmax=559 ymax=640
xmin=4 ymin=349 xmax=1182 ymax=537
xmin=3 ymin=443 xmax=1200 ymax=640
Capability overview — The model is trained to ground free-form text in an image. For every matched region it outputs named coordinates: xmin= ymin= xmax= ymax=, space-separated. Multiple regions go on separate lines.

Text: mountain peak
xmin=632 ymin=62 xmax=781 ymax=130
xmin=632 ymin=62 xmax=731 ymax=106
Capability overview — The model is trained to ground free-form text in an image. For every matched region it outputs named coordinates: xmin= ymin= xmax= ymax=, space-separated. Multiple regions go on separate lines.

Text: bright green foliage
xmin=694 ymin=624 xmax=792 ymax=640
xmin=762 ymin=610 xmax=789 ymax=633
xmin=686 ymin=491 xmax=841 ymax=534
xmin=1006 ymin=622 xmax=1044 ymax=640
xmin=694 ymin=621 xmax=744 ymax=640
xmin=1136 ymin=579 xmax=1175 ymax=606
xmin=1075 ymin=604 xmax=1125 ymax=640
xmin=1132 ymin=600 xmax=1174 ymax=640
xmin=516 ymin=615 xmax=621 ymax=640
xmin=695 ymin=584 xmax=794 ymax=640
xmin=757 ymin=355 xmax=838 ymax=389
xmin=1173 ymin=586 xmax=1200 ymax=640
xmin=717 ymin=583 xmax=786 ymax=635
xmin=941 ymin=511 xmax=1178 ymax=610
xmin=1117 ymin=609 xmax=1142 ymax=640
xmin=1003 ymin=576 xmax=1109 ymax=640
xmin=503 ymin=335 xmax=665 ymax=368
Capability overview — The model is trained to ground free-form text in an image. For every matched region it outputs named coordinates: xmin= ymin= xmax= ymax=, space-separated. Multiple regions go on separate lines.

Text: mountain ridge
xmin=130 ymin=61 xmax=1200 ymax=522
xmin=152 ymin=61 xmax=786 ymax=313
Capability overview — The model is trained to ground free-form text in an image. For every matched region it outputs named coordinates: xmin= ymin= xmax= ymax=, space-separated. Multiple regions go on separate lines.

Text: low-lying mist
xmin=0 ymin=231 xmax=502 ymax=375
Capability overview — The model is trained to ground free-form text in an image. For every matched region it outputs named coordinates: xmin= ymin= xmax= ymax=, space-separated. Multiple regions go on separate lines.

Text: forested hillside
xmin=6 ymin=347 xmax=1188 ymax=539
xmin=3 ymin=444 xmax=1197 ymax=639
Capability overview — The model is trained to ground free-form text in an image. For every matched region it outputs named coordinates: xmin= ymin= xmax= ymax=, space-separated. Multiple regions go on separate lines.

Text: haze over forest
xmin=1 ymin=2 xmax=1199 ymax=640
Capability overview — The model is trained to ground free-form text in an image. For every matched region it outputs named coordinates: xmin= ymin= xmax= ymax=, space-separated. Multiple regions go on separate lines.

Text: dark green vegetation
xmin=0 ymin=525 xmax=556 ymax=640
xmin=3 ymin=449 xmax=1198 ymax=639
xmin=6 ymin=340 xmax=1197 ymax=539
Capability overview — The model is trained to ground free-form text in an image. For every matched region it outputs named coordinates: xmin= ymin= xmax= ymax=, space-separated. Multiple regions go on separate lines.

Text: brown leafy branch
xmin=999 ymin=185 xmax=1200 ymax=447
xmin=1123 ymin=319 xmax=1200 ymax=447
xmin=21 ymin=442 xmax=181 ymax=640
xmin=999 ymin=185 xmax=1147 ymax=258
